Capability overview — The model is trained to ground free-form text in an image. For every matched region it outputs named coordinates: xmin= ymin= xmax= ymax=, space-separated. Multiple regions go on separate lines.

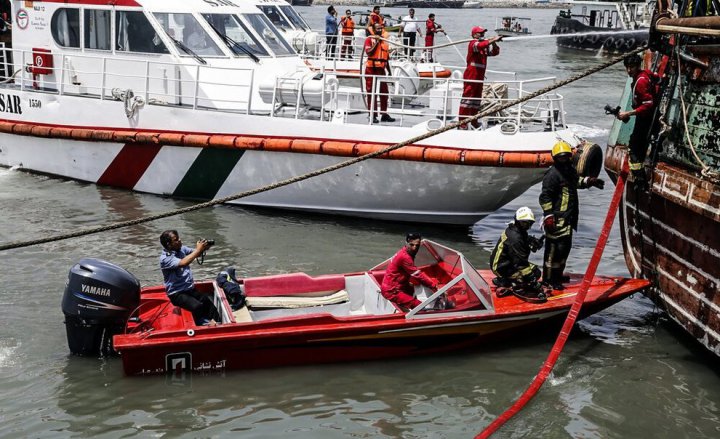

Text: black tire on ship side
xmin=574 ymin=142 xmax=604 ymax=178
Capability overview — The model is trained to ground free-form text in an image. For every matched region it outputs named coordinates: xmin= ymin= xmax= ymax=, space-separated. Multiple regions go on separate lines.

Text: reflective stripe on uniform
xmin=560 ymin=186 xmax=569 ymax=213
xmin=491 ymin=231 xmax=507 ymax=273
xmin=629 ymin=161 xmax=643 ymax=170
xmin=469 ymin=62 xmax=486 ymax=68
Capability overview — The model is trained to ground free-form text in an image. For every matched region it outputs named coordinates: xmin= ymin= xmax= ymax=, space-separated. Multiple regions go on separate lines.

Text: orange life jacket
xmin=341 ymin=17 xmax=355 ymax=34
xmin=366 ymin=33 xmax=389 ymax=68
xmin=367 ymin=13 xmax=385 ymax=35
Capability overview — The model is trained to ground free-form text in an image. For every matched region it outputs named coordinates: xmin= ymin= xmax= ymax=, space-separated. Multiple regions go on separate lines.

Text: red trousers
xmin=380 ymin=286 xmax=421 ymax=309
xmin=459 ymin=73 xmax=485 ymax=128
xmin=365 ymin=66 xmax=388 ymax=116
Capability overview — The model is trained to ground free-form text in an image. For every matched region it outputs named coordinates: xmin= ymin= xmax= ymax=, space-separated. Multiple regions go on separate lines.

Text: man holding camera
xmin=159 ymin=230 xmax=219 ymax=326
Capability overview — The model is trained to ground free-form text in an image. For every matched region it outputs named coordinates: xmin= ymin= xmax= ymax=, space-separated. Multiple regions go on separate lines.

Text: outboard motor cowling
xmin=62 ymin=258 xmax=141 ymax=356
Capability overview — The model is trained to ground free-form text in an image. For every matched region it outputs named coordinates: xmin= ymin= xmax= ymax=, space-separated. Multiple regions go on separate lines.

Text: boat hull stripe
xmin=173 ymin=148 xmax=245 ymax=199
xmin=97 ymin=143 xmax=162 ymax=189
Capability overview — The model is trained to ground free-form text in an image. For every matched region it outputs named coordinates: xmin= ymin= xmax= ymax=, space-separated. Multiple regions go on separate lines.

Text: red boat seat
xmin=244 ymin=273 xmax=346 ymax=297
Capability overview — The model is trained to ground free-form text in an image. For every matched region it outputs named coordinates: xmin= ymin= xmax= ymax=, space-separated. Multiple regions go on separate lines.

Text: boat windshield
xmin=241 ymin=13 xmax=294 ymax=56
xmin=279 ymin=5 xmax=310 ymax=31
xmin=153 ymin=12 xmax=224 ymax=57
xmin=259 ymin=5 xmax=292 ymax=31
xmin=201 ymin=13 xmax=269 ymax=58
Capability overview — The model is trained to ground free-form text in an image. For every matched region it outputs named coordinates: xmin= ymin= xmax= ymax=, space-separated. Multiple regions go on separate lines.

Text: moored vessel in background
xmin=551 ymin=0 xmax=652 ymax=54
xmin=495 ymin=16 xmax=532 ymax=37
xmin=604 ymin=4 xmax=720 ymax=357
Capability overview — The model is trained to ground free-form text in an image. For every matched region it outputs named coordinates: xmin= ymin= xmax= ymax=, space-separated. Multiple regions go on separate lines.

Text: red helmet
xmin=471 ymin=26 xmax=486 ymax=35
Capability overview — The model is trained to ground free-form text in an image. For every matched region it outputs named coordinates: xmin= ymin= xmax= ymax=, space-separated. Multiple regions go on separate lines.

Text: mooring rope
xmin=0 ymin=48 xmax=644 ymax=252
xmin=476 ymin=160 xmax=630 ymax=439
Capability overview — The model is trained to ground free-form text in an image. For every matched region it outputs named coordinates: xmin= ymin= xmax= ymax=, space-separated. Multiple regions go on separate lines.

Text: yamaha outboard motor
xmin=62 ymin=258 xmax=141 ymax=356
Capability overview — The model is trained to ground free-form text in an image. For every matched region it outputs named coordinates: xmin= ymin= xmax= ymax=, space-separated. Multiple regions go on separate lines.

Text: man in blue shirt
xmin=159 ymin=230 xmax=219 ymax=326
xmin=325 ymin=6 xmax=338 ymax=59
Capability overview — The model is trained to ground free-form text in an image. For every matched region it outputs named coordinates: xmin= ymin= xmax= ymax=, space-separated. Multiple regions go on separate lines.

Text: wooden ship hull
xmin=604 ymin=11 xmax=720 ymax=357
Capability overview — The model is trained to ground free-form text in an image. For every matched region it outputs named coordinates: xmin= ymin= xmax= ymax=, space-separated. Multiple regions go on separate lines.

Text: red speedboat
xmin=62 ymin=241 xmax=649 ymax=376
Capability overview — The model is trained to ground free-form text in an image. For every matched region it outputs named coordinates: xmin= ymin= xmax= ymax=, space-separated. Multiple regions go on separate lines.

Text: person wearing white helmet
xmin=458 ymin=25 xmax=502 ymax=129
xmin=539 ymin=141 xmax=605 ymax=290
xmin=489 ymin=207 xmax=544 ymax=290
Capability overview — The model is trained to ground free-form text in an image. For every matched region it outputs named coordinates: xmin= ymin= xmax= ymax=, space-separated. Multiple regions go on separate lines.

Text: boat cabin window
xmin=51 ymin=8 xmax=80 ymax=48
xmin=279 ymin=6 xmax=310 ymax=31
xmin=259 ymin=6 xmax=292 ymax=31
xmin=153 ymin=13 xmax=224 ymax=57
xmin=84 ymin=9 xmax=111 ymax=51
xmin=116 ymin=11 xmax=169 ymax=54
xmin=201 ymin=14 xmax=269 ymax=58
xmin=241 ymin=14 xmax=294 ymax=56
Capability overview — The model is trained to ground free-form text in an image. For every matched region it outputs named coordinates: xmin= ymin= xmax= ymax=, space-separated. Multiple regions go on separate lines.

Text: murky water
xmin=0 ymin=7 xmax=718 ymax=439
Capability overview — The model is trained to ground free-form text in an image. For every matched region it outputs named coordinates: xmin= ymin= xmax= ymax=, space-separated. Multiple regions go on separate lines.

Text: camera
xmin=204 ymin=239 xmax=215 ymax=247
xmin=604 ymin=104 xmax=621 ymax=116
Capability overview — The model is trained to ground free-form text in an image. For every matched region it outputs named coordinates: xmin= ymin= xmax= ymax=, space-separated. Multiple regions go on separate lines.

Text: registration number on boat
xmin=29 ymin=98 xmax=41 ymax=109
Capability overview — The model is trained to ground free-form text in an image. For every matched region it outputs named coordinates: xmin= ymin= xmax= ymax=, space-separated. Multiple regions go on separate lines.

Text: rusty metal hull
xmin=605 ymin=145 xmax=720 ymax=357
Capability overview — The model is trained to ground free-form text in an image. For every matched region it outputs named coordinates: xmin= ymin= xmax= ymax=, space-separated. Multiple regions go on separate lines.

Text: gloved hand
xmin=528 ymin=235 xmax=544 ymax=252
xmin=542 ymin=215 xmax=556 ymax=233
xmin=585 ymin=177 xmax=605 ymax=189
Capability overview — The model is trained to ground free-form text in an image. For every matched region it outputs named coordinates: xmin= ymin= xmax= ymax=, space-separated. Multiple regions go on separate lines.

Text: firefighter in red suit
xmin=424 ymin=13 xmax=444 ymax=62
xmin=380 ymin=233 xmax=440 ymax=310
xmin=615 ymin=54 xmax=658 ymax=187
xmin=459 ymin=26 xmax=502 ymax=129
xmin=364 ymin=22 xmax=395 ymax=123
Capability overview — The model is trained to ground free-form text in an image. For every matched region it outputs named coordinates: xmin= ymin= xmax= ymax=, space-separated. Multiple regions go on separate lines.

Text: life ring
xmin=574 ymin=142 xmax=603 ymax=178
xmin=625 ymin=38 xmax=636 ymax=50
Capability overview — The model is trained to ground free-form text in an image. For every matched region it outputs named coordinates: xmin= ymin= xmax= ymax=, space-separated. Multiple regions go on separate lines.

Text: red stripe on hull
xmin=97 ymin=143 xmax=161 ymax=189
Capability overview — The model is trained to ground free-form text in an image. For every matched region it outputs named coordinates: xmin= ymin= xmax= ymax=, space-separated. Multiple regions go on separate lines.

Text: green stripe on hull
xmin=173 ymin=149 xmax=245 ymax=199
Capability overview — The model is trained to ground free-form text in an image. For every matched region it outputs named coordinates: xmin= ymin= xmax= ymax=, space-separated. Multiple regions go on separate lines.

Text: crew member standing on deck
xmin=339 ymin=10 xmax=355 ymax=59
xmin=539 ymin=141 xmax=605 ymax=290
xmin=401 ymin=8 xmax=422 ymax=57
xmin=364 ymin=22 xmax=395 ymax=123
xmin=325 ymin=6 xmax=338 ymax=59
xmin=380 ymin=233 xmax=440 ymax=311
xmin=367 ymin=6 xmax=384 ymax=35
xmin=459 ymin=26 xmax=501 ymax=129
xmin=424 ymin=13 xmax=444 ymax=62
xmin=615 ymin=54 xmax=658 ymax=189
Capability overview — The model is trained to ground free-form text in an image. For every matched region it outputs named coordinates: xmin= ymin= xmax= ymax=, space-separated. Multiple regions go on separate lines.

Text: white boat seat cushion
xmin=246 ymin=290 xmax=349 ymax=309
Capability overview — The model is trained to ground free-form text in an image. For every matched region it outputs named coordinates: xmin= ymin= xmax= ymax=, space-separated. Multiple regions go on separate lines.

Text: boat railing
xmin=268 ymin=67 xmax=564 ymax=130
xmin=0 ymin=48 xmax=257 ymax=113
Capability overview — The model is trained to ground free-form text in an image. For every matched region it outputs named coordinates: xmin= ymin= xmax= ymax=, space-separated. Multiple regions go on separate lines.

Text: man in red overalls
xmin=459 ymin=26 xmax=502 ymax=129
xmin=364 ymin=22 xmax=395 ymax=123
xmin=615 ymin=54 xmax=658 ymax=188
xmin=380 ymin=233 xmax=440 ymax=310
xmin=424 ymin=13 xmax=444 ymax=62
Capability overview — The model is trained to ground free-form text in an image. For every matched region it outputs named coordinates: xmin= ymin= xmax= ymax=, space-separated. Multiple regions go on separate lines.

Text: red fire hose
xmin=476 ymin=161 xmax=629 ymax=439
